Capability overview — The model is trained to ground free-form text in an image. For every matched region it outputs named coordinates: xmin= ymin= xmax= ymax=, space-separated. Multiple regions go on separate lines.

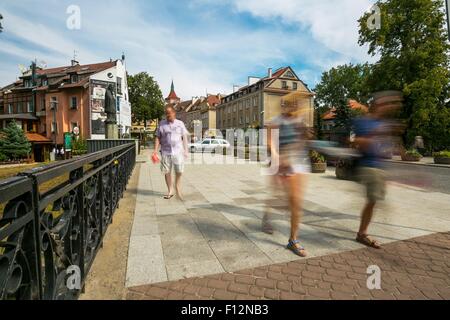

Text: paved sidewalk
xmin=125 ymin=149 xmax=450 ymax=288
xmin=127 ymin=232 xmax=450 ymax=300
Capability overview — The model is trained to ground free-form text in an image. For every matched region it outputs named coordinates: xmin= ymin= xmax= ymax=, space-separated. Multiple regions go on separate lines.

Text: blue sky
xmin=0 ymin=0 xmax=377 ymax=99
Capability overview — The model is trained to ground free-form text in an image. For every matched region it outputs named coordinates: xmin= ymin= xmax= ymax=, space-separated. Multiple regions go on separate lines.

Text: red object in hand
xmin=151 ymin=153 xmax=160 ymax=164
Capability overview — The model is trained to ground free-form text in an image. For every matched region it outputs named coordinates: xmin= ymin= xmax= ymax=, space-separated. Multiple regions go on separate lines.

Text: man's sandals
xmin=287 ymin=239 xmax=307 ymax=257
xmin=356 ymin=233 xmax=381 ymax=249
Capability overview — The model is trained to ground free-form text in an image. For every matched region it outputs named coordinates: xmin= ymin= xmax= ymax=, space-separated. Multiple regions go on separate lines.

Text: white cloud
xmin=231 ymin=0 xmax=377 ymax=63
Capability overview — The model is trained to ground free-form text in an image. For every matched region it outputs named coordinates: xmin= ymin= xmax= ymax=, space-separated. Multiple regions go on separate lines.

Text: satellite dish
xmin=18 ymin=64 xmax=27 ymax=74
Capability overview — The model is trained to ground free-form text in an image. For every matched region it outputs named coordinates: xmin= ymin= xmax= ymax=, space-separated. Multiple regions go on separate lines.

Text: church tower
xmin=165 ymin=80 xmax=181 ymax=104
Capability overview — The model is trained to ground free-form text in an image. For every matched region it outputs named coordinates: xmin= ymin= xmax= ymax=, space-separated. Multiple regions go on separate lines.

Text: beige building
xmin=216 ymin=66 xmax=315 ymax=131
xmin=172 ymin=94 xmax=222 ymax=135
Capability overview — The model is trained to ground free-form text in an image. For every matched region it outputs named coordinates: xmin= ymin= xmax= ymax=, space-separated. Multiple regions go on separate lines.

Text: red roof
xmin=206 ymin=94 xmax=220 ymax=106
xmin=166 ymin=90 xmax=179 ymax=100
xmin=36 ymin=61 xmax=116 ymax=76
xmin=322 ymin=100 xmax=369 ymax=120
xmin=26 ymin=133 xmax=52 ymax=143
xmin=271 ymin=67 xmax=289 ymax=79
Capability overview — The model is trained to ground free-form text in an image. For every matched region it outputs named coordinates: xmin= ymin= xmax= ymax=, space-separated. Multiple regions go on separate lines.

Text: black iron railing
xmin=87 ymin=139 xmax=139 ymax=154
xmin=0 ymin=142 xmax=136 ymax=300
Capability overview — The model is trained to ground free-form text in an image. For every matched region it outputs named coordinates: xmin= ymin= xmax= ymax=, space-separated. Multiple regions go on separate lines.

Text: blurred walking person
xmin=353 ymin=92 xmax=402 ymax=248
xmin=153 ymin=106 xmax=189 ymax=200
xmin=262 ymin=92 xmax=312 ymax=257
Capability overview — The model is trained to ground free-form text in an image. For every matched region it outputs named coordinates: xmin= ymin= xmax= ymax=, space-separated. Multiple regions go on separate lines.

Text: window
xmin=247 ymin=99 xmax=250 ymax=107
xmin=50 ymin=97 xmax=58 ymax=110
xmin=41 ymin=98 xmax=46 ymax=111
xmin=211 ymin=140 xmax=219 ymax=145
xmin=70 ymin=97 xmax=77 ymax=109
xmin=17 ymin=102 xmax=23 ymax=113
xmin=42 ymin=78 xmax=48 ymax=86
xmin=24 ymin=79 xmax=32 ymax=88
xmin=71 ymin=122 xmax=78 ymax=132
xmin=282 ymin=81 xmax=288 ymax=89
xmin=285 ymin=70 xmax=295 ymax=78
xmin=117 ymin=77 xmax=122 ymax=95
xmin=293 ymin=82 xmax=298 ymax=90
xmin=27 ymin=121 xmax=34 ymax=132
xmin=70 ymin=74 xmax=78 ymax=83
xmin=27 ymin=101 xmax=34 ymax=113
xmin=202 ymin=140 xmax=211 ymax=145
xmin=7 ymin=104 xmax=13 ymax=114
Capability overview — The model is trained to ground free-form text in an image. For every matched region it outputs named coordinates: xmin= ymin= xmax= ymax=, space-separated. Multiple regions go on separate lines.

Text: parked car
xmin=188 ymin=138 xmax=231 ymax=153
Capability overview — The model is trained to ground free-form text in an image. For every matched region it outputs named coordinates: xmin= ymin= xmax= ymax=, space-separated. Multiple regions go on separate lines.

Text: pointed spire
xmin=166 ymin=79 xmax=180 ymax=103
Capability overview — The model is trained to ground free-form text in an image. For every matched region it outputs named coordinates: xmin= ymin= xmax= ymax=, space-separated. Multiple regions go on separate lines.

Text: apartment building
xmin=216 ymin=66 xmax=315 ymax=132
xmin=0 ymin=57 xmax=132 ymax=161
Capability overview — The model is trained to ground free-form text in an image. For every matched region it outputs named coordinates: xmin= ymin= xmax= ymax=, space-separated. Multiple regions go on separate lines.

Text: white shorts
xmin=161 ymin=154 xmax=185 ymax=174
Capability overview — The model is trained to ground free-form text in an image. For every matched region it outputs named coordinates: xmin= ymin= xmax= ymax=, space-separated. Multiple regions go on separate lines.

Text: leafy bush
xmin=310 ymin=150 xmax=326 ymax=163
xmin=72 ymin=136 xmax=87 ymax=156
xmin=404 ymin=149 xmax=422 ymax=157
xmin=433 ymin=151 xmax=450 ymax=158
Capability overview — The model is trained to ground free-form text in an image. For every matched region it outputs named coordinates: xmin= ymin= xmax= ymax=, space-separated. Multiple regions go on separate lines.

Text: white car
xmin=188 ymin=138 xmax=231 ymax=153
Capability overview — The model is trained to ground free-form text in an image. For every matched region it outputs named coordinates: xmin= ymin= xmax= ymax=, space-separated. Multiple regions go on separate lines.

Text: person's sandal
xmin=262 ymin=222 xmax=274 ymax=235
xmin=287 ymin=239 xmax=307 ymax=257
xmin=356 ymin=233 xmax=381 ymax=249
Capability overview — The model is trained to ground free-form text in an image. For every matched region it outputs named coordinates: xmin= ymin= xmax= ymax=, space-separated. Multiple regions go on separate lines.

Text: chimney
xmin=268 ymin=68 xmax=273 ymax=78
xmin=71 ymin=59 xmax=79 ymax=66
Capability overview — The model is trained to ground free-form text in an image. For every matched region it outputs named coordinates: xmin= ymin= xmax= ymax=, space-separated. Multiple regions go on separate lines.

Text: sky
xmin=0 ymin=0 xmax=378 ymax=100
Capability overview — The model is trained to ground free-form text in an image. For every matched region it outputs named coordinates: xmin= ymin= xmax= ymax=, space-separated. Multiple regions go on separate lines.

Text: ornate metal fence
xmin=0 ymin=142 xmax=136 ymax=300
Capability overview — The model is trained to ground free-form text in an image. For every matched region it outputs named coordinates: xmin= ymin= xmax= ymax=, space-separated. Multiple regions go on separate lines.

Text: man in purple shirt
xmin=153 ymin=106 xmax=189 ymax=200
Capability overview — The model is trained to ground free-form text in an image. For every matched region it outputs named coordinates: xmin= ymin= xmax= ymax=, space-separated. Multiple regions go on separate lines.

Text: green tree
xmin=358 ymin=0 xmax=450 ymax=151
xmin=0 ymin=121 xmax=31 ymax=160
xmin=314 ymin=63 xmax=371 ymax=134
xmin=128 ymin=72 xmax=164 ymax=128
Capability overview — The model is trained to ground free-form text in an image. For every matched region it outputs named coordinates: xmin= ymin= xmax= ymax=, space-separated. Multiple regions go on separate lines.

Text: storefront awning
xmin=26 ymin=133 xmax=52 ymax=143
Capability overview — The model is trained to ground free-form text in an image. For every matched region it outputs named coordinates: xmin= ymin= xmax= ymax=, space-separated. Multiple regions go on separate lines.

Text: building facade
xmin=0 ymin=57 xmax=132 ymax=161
xmin=164 ymin=81 xmax=222 ymax=135
xmin=216 ymin=67 xmax=315 ymax=132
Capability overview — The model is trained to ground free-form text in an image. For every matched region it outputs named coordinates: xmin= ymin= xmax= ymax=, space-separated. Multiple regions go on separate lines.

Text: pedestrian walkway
xmin=125 ymin=149 xmax=450 ymax=289
xmin=127 ymin=232 xmax=450 ymax=300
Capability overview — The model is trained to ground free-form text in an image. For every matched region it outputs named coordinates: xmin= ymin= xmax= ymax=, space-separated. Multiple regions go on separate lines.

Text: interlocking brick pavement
xmin=126 ymin=232 xmax=450 ymax=300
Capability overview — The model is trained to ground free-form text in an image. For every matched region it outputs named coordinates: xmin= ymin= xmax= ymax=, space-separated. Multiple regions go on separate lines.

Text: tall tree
xmin=358 ymin=0 xmax=450 ymax=151
xmin=314 ymin=63 xmax=371 ymax=134
xmin=128 ymin=72 xmax=164 ymax=128
xmin=0 ymin=121 xmax=31 ymax=160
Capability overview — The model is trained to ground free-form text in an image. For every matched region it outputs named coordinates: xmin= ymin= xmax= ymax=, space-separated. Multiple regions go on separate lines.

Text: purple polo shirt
xmin=156 ymin=119 xmax=188 ymax=156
